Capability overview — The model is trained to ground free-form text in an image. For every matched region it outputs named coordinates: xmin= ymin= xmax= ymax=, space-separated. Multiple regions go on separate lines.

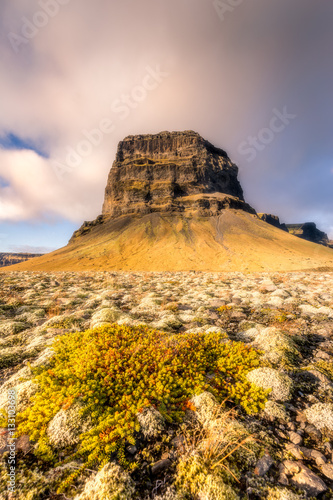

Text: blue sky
xmin=0 ymin=0 xmax=332 ymax=253
xmin=0 ymin=220 xmax=77 ymax=253
xmin=0 ymin=133 xmax=48 ymax=158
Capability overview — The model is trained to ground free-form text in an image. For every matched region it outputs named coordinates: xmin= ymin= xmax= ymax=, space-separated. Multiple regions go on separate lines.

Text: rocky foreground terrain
xmin=0 ymin=271 xmax=333 ymax=499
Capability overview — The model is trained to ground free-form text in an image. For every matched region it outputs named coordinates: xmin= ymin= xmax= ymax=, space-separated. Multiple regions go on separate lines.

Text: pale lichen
xmin=74 ymin=462 xmax=135 ymax=500
xmin=247 ymin=368 xmax=293 ymax=402
xmin=47 ymin=403 xmax=92 ymax=448
xmin=136 ymin=406 xmax=165 ymax=439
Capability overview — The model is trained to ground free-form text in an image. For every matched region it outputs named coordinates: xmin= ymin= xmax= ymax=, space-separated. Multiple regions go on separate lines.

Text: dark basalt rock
xmin=258 ymin=213 xmax=288 ymax=232
xmin=286 ymin=222 xmax=331 ymax=247
xmin=102 ymin=130 xmax=255 ymax=218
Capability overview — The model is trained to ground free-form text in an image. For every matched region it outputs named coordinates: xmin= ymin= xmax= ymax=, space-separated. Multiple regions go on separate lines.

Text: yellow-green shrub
xmin=15 ymin=325 xmax=268 ymax=490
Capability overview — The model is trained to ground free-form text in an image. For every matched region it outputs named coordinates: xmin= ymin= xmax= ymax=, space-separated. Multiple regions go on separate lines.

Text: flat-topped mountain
xmin=3 ymin=131 xmax=333 ymax=272
xmin=102 ymin=131 xmax=254 ymax=218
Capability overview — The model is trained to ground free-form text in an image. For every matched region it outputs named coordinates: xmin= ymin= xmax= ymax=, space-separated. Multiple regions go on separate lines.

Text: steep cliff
xmin=286 ymin=223 xmax=331 ymax=247
xmin=102 ymin=131 xmax=254 ymax=218
xmin=258 ymin=213 xmax=288 ymax=232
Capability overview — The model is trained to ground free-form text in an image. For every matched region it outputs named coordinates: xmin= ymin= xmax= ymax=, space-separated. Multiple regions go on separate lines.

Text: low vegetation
xmin=7 ymin=324 xmax=268 ymax=494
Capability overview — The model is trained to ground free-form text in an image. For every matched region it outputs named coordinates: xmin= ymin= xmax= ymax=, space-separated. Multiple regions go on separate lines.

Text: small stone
xmin=288 ymin=431 xmax=303 ymax=446
xmin=151 ymin=459 xmax=172 ymax=476
xmin=324 ymin=441 xmax=333 ymax=453
xmin=172 ymin=435 xmax=185 ymax=450
xmin=282 ymin=460 xmax=301 ymax=475
xmin=16 ymin=434 xmax=32 ymax=454
xmin=0 ymin=429 xmax=9 ymax=455
xmin=315 ymin=350 xmax=331 ymax=361
xmin=321 ymin=463 xmax=333 ymax=480
xmin=254 ymin=453 xmax=274 ymax=476
xmin=290 ymin=464 xmax=327 ymax=496
xmin=278 ymin=473 xmax=289 ymax=486
xmin=285 ymin=444 xmax=303 ymax=460
xmin=299 ymin=447 xmax=312 ymax=459
xmin=310 ymin=449 xmax=327 ymax=466
xmin=304 ymin=424 xmax=321 ymax=441
xmin=126 ymin=445 xmax=137 ymax=455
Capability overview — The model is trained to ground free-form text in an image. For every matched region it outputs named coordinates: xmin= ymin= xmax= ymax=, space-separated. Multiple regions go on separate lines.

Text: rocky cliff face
xmin=286 ymin=223 xmax=332 ymax=247
xmin=0 ymin=253 xmax=43 ymax=268
xmin=102 ymin=131 xmax=254 ymax=218
xmin=258 ymin=213 xmax=288 ymax=232
xmin=257 ymin=216 xmax=332 ymax=248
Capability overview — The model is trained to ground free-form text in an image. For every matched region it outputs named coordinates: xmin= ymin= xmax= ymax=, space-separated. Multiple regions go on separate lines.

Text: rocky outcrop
xmin=70 ymin=215 xmax=108 ymax=243
xmin=258 ymin=214 xmax=288 ymax=232
xmin=286 ymin=223 xmax=331 ymax=247
xmin=0 ymin=253 xmax=43 ymax=268
xmin=258 ymin=216 xmax=332 ymax=248
xmin=102 ymin=131 xmax=255 ymax=218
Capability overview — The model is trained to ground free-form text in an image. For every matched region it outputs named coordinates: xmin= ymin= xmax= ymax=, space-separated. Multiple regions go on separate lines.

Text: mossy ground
xmin=2 ymin=324 xmax=267 ymax=496
xmin=0 ymin=271 xmax=333 ymax=498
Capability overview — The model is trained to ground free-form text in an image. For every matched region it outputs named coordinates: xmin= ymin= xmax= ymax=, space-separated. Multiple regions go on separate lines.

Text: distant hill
xmin=4 ymin=131 xmax=333 ymax=272
xmin=0 ymin=252 xmax=43 ymax=268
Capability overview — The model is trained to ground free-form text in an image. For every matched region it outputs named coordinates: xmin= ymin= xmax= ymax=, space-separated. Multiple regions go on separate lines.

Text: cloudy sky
xmin=1 ymin=0 xmax=333 ymax=252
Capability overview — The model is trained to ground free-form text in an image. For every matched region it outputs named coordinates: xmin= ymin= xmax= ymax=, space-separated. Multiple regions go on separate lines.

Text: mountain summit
xmin=4 ymin=131 xmax=333 ymax=272
xmin=102 ymin=131 xmax=254 ymax=217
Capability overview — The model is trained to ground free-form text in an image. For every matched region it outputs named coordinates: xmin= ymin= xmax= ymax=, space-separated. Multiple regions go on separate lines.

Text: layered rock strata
xmin=102 ymin=131 xmax=255 ymax=218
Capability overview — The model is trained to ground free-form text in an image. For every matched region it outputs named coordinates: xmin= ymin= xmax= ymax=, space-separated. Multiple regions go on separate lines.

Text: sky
xmin=0 ymin=0 xmax=333 ymax=253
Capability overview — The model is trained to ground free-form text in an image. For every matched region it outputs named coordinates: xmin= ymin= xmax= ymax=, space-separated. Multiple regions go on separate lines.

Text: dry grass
xmin=180 ymin=402 xmax=258 ymax=483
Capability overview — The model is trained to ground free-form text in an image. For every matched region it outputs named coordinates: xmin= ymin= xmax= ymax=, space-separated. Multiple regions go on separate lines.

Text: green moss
xmin=314 ymin=360 xmax=333 ymax=382
xmin=48 ymin=317 xmax=84 ymax=330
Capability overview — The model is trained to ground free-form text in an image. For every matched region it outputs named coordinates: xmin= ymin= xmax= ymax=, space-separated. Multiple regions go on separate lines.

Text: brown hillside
xmin=4 ymin=210 xmax=333 ymax=272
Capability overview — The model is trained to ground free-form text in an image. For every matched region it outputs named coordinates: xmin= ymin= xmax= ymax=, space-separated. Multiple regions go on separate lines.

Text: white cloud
xmin=0 ymin=149 xmax=105 ymax=222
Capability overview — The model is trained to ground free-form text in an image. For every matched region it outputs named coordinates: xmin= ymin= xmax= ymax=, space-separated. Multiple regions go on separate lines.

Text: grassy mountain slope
xmin=3 ymin=210 xmax=333 ymax=272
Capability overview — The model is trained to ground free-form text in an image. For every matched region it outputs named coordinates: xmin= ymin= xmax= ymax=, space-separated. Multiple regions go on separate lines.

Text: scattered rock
xmin=254 ymin=453 xmax=274 ymax=476
xmin=288 ymin=431 xmax=303 ymax=446
xmin=320 ymin=462 xmax=333 ymax=480
xmin=290 ymin=463 xmax=327 ymax=496
xmin=151 ymin=458 xmax=172 ymax=476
